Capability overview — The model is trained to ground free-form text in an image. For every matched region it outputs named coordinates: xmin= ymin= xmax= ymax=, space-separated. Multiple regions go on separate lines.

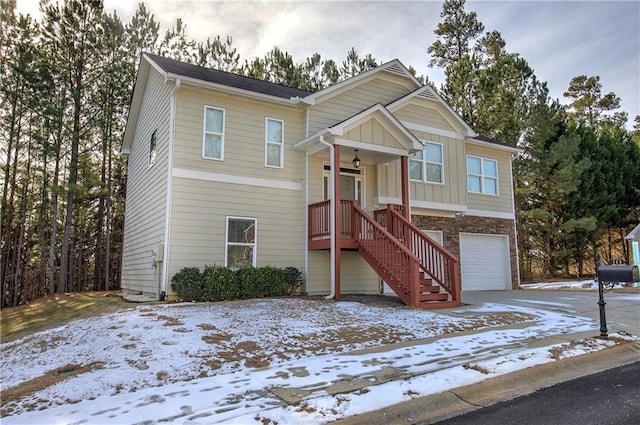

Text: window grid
xmin=225 ymin=217 xmax=257 ymax=268
xmin=410 ymin=142 xmax=443 ymax=184
xmin=203 ymin=106 xmax=225 ymax=160
xmin=265 ymin=118 xmax=284 ymax=168
xmin=467 ymin=155 xmax=498 ymax=195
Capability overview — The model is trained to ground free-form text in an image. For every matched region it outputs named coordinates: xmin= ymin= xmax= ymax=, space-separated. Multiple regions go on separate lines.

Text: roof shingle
xmin=145 ymin=53 xmax=312 ymax=99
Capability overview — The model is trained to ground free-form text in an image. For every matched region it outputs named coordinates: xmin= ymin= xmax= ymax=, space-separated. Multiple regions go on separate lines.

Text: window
xmin=148 ymin=129 xmax=157 ymax=167
xmin=410 ymin=142 xmax=443 ymax=184
xmin=265 ymin=118 xmax=284 ymax=168
xmin=203 ymin=106 xmax=225 ymax=160
xmin=225 ymin=217 xmax=256 ymax=267
xmin=467 ymin=156 xmax=498 ymax=195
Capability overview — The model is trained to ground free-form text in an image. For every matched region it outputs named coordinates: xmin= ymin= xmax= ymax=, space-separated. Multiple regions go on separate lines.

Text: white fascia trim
xmin=334 ymin=138 xmax=409 ymax=157
xmin=466 ymin=138 xmax=522 ymax=154
xmin=330 ymin=105 xmax=421 ymax=150
xmin=399 ymin=121 xmax=465 ymax=141
xmin=166 ymin=73 xmax=304 ymax=107
xmin=375 ymin=197 xmax=467 ymax=213
xmin=303 ymin=59 xmax=419 ymax=105
xmin=465 ymin=209 xmax=515 ymax=220
xmin=173 ymin=167 xmax=302 ymax=191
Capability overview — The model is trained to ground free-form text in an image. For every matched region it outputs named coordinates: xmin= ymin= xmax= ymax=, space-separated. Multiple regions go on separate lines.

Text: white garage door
xmin=460 ymin=234 xmax=511 ymax=291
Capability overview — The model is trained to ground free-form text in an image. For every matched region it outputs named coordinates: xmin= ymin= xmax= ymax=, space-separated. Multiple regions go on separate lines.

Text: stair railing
xmin=379 ymin=206 xmax=461 ymax=302
xmin=351 ymin=202 xmax=422 ymax=307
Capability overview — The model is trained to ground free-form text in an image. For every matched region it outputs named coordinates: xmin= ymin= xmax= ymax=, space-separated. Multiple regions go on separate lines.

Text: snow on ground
xmin=0 ymin=294 xmax=637 ymax=424
xmin=520 ymin=279 xmax=638 ymax=290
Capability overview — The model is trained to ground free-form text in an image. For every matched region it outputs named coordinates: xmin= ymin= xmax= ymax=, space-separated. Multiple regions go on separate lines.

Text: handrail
xmin=308 ymin=200 xmax=331 ymax=239
xmin=385 ymin=207 xmax=460 ymax=300
xmin=352 ymin=203 xmax=422 ymax=307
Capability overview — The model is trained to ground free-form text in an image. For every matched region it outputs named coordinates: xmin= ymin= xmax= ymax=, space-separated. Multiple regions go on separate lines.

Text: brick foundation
xmin=411 ymin=214 xmax=519 ymax=289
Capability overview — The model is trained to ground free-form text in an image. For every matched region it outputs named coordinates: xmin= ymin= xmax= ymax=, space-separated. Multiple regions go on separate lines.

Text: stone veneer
xmin=411 ymin=214 xmax=519 ymax=289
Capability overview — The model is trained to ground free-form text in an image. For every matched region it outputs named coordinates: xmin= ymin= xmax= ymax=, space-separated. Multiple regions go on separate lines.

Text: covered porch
xmin=296 ymin=104 xmax=461 ymax=309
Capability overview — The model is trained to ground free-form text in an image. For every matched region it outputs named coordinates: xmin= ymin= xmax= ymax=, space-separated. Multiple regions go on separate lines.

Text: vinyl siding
xmin=393 ymin=103 xmax=459 ymax=133
xmin=306 ymin=251 xmax=379 ymax=295
xmin=121 ymin=70 xmax=173 ymax=296
xmin=308 ymin=76 xmax=413 ymax=134
xmin=377 ymin=132 xmax=466 ymax=209
xmin=167 ymin=177 xmax=305 ymax=292
xmin=465 ymin=144 xmax=514 ymax=213
xmin=173 ymin=86 xmax=305 ymax=182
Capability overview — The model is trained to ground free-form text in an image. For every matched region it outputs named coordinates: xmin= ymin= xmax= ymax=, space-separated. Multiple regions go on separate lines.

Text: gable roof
xmin=386 ymin=85 xmax=476 ymax=137
xmin=302 ymin=59 xmax=421 ymax=105
xmin=296 ymin=103 xmax=423 ymax=160
xmin=468 ymin=135 xmax=522 ymax=153
xmin=144 ymin=53 xmax=312 ymax=99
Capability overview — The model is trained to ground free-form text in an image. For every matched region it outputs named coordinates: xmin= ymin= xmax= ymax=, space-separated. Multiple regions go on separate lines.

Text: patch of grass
xmin=0 ymin=292 xmax=134 ymax=343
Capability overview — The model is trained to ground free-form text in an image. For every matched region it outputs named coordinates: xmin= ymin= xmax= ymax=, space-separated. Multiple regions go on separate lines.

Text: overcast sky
xmin=16 ymin=0 xmax=640 ymax=126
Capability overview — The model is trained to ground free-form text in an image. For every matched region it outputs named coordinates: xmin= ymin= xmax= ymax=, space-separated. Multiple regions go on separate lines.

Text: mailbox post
xmin=594 ymin=252 xmax=608 ymax=339
xmin=595 ymin=252 xmax=640 ymax=340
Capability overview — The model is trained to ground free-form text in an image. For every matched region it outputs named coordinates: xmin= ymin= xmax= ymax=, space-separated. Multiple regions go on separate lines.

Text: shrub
xmin=202 ymin=265 xmax=241 ymax=301
xmin=172 ymin=264 xmax=302 ymax=302
xmin=283 ymin=266 xmax=303 ymax=295
xmin=170 ymin=267 xmax=203 ymax=301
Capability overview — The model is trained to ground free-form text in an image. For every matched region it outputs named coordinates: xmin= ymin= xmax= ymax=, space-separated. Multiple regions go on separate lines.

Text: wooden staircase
xmin=308 ymin=200 xmax=461 ymax=309
xmin=353 ymin=203 xmax=461 ymax=309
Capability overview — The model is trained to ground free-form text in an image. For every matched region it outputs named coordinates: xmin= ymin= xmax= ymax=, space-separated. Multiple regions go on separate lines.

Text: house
xmin=120 ymin=53 xmax=521 ymax=309
xmin=626 ymin=223 xmax=640 ymax=271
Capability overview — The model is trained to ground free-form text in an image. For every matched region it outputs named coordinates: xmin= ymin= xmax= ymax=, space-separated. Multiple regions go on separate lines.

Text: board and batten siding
xmin=173 ymin=86 xmax=306 ymax=182
xmin=465 ymin=144 xmax=514 ymax=214
xmin=308 ymin=76 xmax=413 ymax=135
xmin=121 ymin=70 xmax=173 ymax=297
xmin=344 ymin=118 xmax=408 ymax=150
xmin=167 ymin=177 xmax=305 ymax=291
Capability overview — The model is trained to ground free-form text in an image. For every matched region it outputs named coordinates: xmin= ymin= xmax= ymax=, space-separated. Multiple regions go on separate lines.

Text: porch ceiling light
xmin=352 ymin=149 xmax=361 ymax=168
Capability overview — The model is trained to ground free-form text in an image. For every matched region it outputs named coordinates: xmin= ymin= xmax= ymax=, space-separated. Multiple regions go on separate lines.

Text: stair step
xmin=420 ymin=285 xmax=441 ymax=293
xmin=420 ymin=293 xmax=449 ymax=302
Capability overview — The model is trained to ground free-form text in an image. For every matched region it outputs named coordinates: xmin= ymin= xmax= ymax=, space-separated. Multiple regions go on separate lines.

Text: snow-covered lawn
xmin=1 ymin=294 xmax=636 ymax=424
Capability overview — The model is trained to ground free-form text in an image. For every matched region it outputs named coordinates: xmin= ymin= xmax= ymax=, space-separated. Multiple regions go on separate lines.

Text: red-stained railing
xmin=308 ymin=200 xmax=359 ymax=240
xmin=377 ymin=205 xmax=460 ymax=302
xmin=352 ymin=202 xmax=421 ymax=307
xmin=309 ymin=200 xmax=331 ymax=239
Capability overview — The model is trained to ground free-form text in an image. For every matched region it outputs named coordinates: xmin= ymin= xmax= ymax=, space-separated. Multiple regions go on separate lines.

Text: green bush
xmin=172 ymin=265 xmax=303 ymax=302
xmin=170 ymin=267 xmax=203 ymax=301
xmin=202 ymin=265 xmax=241 ymax=301
xmin=284 ymin=266 xmax=303 ymax=295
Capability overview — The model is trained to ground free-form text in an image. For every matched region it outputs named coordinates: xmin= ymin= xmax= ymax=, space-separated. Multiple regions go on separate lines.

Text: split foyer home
xmin=121 ymin=53 xmax=521 ymax=309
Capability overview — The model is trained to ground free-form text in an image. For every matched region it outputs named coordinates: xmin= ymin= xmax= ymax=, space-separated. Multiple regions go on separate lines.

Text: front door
xmin=323 ymin=165 xmax=364 ymax=207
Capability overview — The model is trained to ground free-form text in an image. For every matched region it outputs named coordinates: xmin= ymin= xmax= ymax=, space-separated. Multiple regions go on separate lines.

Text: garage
xmin=460 ymin=233 xmax=511 ymax=290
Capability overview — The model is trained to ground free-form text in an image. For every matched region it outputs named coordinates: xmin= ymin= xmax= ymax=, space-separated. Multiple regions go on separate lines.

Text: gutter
xmin=319 ymin=135 xmax=336 ymax=300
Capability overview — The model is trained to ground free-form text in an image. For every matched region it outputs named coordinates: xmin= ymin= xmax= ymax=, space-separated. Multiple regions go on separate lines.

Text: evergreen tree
xmin=564 ymin=75 xmax=627 ymax=128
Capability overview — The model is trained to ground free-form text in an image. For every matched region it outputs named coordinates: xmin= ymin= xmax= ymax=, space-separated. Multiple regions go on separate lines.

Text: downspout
xmin=304 ymin=151 xmax=309 ymax=295
xmin=160 ymin=78 xmax=180 ymax=299
xmin=509 ymin=153 xmax=521 ymax=288
xmin=319 ymin=135 xmax=335 ymax=299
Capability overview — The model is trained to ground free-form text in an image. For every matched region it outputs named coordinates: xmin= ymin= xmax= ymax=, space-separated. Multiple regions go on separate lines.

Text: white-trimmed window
xmin=410 ymin=142 xmax=443 ymax=184
xmin=467 ymin=155 xmax=498 ymax=195
xmin=225 ymin=217 xmax=257 ymax=267
xmin=203 ymin=106 xmax=225 ymax=160
xmin=265 ymin=118 xmax=284 ymax=168
xmin=148 ymin=129 xmax=157 ymax=167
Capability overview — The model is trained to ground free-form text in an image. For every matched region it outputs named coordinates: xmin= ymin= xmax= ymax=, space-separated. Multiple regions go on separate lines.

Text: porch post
xmin=334 ymin=144 xmax=341 ymax=300
xmin=400 ymin=155 xmax=410 ymax=220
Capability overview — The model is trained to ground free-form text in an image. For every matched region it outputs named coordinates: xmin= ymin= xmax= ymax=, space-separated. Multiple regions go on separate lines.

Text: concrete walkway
xmin=333 ymin=289 xmax=640 ymax=424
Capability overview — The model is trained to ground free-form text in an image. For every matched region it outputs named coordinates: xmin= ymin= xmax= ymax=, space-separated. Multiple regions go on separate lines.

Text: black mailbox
xmin=597 ymin=265 xmax=639 ymax=283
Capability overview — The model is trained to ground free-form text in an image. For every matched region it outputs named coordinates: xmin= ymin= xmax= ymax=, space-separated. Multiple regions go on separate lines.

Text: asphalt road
xmin=430 ymin=361 xmax=640 ymax=425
